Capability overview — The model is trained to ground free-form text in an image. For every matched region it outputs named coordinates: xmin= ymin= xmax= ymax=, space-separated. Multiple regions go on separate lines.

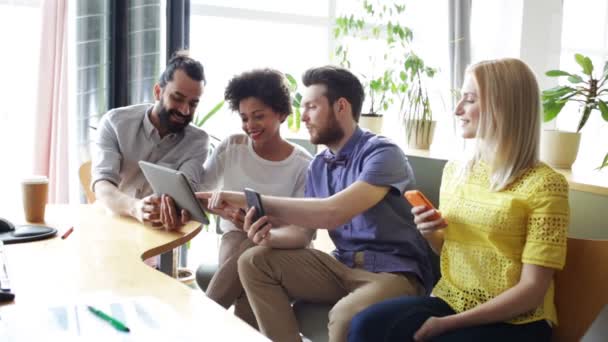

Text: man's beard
xmin=310 ymin=107 xmax=344 ymax=146
xmin=158 ymin=101 xmax=192 ymax=134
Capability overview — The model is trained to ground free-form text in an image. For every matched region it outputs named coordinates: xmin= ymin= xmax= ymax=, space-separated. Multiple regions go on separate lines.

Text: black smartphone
xmin=244 ymin=188 xmax=265 ymax=222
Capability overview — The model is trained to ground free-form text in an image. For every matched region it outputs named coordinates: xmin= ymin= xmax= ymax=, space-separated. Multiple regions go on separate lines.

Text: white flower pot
xmin=405 ymin=120 xmax=436 ymax=150
xmin=540 ymin=130 xmax=581 ymax=169
xmin=359 ymin=114 xmax=383 ymax=135
xmin=177 ymin=267 xmax=195 ymax=285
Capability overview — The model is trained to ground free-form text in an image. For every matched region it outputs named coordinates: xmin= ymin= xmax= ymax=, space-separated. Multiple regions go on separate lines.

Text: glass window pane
xmin=131 ymin=0 xmax=160 ymax=7
xmin=561 ymin=0 xmax=607 ymax=51
xmin=192 ymin=0 xmax=329 ymax=17
xmin=471 ymin=0 xmax=523 ymax=61
xmin=129 ymin=2 xmax=161 ymax=32
xmin=76 ymin=0 xmax=111 ymax=168
xmin=557 ymin=0 xmax=608 ymax=169
xmin=333 ymin=0 xmax=450 ymax=149
xmin=127 ymin=1 xmax=161 ymax=104
xmin=0 ymin=3 xmax=41 ymax=212
xmin=77 ymin=88 xmax=108 ymax=131
xmin=128 ymin=77 xmax=157 ymax=104
xmin=77 ymin=0 xmax=109 ymax=16
xmin=78 ymin=65 xmax=109 ymax=93
xmin=77 ymin=15 xmax=107 ymax=41
xmin=190 ymin=15 xmax=329 ymax=138
xmin=129 ymin=29 xmax=161 ymax=55
xmin=77 ymin=40 xmax=110 ymax=68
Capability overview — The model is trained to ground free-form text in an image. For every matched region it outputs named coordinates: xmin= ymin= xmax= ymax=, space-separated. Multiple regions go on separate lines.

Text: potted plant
xmin=333 ymin=1 xmax=414 ymax=135
xmin=285 ymin=73 xmax=303 ymax=133
xmin=542 ymin=53 xmax=608 ymax=168
xmin=599 ymin=153 xmax=608 ymax=170
xmin=400 ymin=52 xmax=437 ymax=149
xmin=358 ymin=70 xmax=395 ymax=134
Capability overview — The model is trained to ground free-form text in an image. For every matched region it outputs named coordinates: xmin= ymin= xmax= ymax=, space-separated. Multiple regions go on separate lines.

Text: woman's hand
xmin=195 ymin=191 xmax=250 ymax=229
xmin=243 ymin=207 xmax=273 ymax=246
xmin=223 ymin=207 xmax=245 ymax=230
xmin=196 ymin=191 xmax=247 ymax=212
xmin=411 ymin=205 xmax=448 ymax=236
xmin=414 ymin=316 xmax=451 ymax=341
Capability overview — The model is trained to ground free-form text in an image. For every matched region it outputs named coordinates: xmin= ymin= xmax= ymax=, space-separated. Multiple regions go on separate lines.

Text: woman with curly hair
xmin=161 ymin=69 xmax=312 ymax=328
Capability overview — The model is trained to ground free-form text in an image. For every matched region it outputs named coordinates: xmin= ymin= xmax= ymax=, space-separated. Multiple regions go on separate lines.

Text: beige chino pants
xmin=205 ymin=230 xmax=258 ymax=328
xmin=238 ymin=246 xmax=423 ymax=342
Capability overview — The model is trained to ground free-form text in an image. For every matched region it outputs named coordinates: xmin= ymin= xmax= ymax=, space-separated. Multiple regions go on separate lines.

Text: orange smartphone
xmin=405 ymin=190 xmax=442 ymax=221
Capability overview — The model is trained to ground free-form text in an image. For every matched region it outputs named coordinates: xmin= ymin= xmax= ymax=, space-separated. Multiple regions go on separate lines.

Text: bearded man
xmin=92 ymin=51 xmax=208 ymax=226
xmin=197 ymin=66 xmax=436 ymax=342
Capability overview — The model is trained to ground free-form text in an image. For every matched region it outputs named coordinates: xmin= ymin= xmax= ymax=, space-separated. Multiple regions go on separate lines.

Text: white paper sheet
xmin=0 ymin=296 xmax=198 ymax=341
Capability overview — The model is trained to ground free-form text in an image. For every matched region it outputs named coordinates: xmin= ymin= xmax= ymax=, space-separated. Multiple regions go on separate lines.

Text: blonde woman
xmin=348 ymin=58 xmax=569 ymax=342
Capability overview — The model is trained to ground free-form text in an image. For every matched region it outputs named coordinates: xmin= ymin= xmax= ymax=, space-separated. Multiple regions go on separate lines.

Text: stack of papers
xmin=0 ymin=296 xmax=198 ymax=341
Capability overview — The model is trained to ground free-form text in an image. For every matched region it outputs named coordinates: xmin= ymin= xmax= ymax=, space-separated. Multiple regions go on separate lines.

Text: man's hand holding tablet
xmin=139 ymin=161 xmax=210 ymax=230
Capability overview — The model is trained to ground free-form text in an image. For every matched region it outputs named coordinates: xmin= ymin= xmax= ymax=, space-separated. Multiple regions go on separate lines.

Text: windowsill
xmin=284 ymin=124 xmax=608 ymax=196
xmin=400 ymin=145 xmax=608 ymax=197
xmin=553 ymin=167 xmax=608 ymax=196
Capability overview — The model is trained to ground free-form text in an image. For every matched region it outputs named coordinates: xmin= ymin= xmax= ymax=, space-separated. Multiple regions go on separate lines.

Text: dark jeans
xmin=347 ymin=296 xmax=552 ymax=342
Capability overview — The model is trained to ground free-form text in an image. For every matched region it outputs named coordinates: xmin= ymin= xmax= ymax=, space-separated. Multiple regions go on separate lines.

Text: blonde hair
xmin=467 ymin=58 xmax=541 ymax=191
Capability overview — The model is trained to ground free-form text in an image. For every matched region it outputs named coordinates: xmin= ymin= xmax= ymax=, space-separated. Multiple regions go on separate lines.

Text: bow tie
xmin=323 ymin=154 xmax=348 ymax=168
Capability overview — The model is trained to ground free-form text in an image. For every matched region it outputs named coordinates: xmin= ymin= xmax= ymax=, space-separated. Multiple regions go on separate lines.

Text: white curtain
xmin=32 ymin=0 xmax=70 ymax=203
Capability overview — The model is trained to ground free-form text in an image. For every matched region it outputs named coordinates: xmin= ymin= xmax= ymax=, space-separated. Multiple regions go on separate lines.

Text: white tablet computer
xmin=138 ymin=161 xmax=209 ymax=225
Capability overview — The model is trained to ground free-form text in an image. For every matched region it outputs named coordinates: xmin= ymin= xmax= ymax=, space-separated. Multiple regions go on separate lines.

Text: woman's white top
xmin=199 ymin=134 xmax=313 ymax=232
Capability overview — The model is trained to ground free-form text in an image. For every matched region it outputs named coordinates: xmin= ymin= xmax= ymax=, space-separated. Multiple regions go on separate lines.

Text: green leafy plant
xmin=543 ymin=53 xmax=608 ymax=132
xmin=599 ymin=153 xmax=608 ymax=170
xmin=285 ymin=73 xmax=302 ymax=132
xmin=193 ymin=100 xmax=225 ymax=127
xmin=400 ymin=52 xmax=437 ymax=143
xmin=333 ymin=1 xmax=415 ymax=115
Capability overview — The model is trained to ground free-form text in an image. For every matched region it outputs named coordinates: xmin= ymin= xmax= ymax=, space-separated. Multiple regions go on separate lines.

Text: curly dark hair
xmin=224 ymin=68 xmax=292 ymax=116
xmin=302 ymin=65 xmax=364 ymax=122
xmin=159 ymin=50 xmax=206 ymax=87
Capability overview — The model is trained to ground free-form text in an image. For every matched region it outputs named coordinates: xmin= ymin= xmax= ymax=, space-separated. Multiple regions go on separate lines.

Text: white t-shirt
xmin=199 ymin=134 xmax=313 ymax=232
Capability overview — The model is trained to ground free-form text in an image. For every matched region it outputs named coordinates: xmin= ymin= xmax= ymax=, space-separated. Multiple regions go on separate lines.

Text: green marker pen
xmin=87 ymin=305 xmax=131 ymax=333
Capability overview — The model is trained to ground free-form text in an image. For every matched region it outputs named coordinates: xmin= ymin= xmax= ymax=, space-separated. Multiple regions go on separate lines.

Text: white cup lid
xmin=22 ymin=175 xmax=49 ymax=184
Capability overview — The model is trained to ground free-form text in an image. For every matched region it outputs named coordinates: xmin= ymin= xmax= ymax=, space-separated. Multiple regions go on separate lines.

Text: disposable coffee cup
xmin=22 ymin=176 xmax=49 ymax=223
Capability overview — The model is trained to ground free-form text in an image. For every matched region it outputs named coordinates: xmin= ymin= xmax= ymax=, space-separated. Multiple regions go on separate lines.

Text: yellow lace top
xmin=432 ymin=161 xmax=569 ymax=325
